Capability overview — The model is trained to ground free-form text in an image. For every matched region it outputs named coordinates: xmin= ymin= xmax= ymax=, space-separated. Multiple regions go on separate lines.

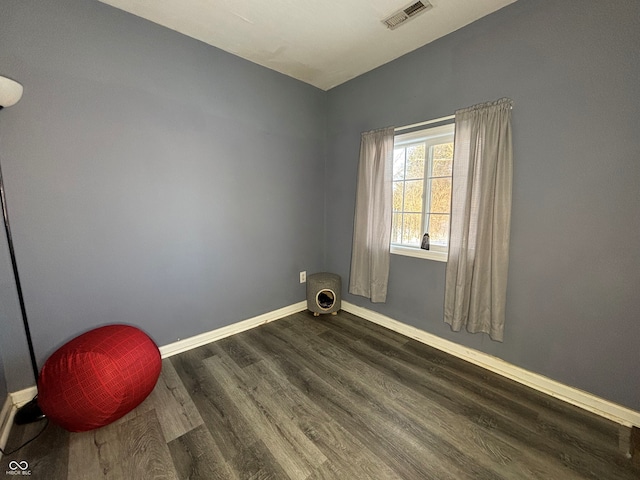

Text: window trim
xmin=390 ymin=244 xmax=448 ymax=262
xmin=391 ymin=122 xmax=454 ymax=262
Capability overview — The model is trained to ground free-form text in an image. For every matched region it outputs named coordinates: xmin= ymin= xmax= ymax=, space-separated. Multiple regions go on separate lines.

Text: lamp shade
xmin=0 ymin=76 xmax=23 ymax=108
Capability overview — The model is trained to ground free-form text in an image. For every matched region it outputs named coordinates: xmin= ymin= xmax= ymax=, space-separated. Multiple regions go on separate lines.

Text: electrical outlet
xmin=300 ymin=271 xmax=306 ymax=283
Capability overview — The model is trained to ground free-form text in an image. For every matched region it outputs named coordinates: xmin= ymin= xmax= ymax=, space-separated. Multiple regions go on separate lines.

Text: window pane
xmin=428 ymin=177 xmax=451 ymax=213
xmin=403 ymin=180 xmax=423 ymax=212
xmin=432 ymin=143 xmax=453 ymax=176
xmin=392 ymin=124 xmax=454 ymax=252
xmin=392 ymin=182 xmax=404 ymax=212
xmin=405 ymin=144 xmax=425 ymax=179
xmin=393 ymin=148 xmax=405 ymax=180
xmin=391 ymin=212 xmax=402 ymax=244
xmin=402 ymin=213 xmax=422 ymax=245
xmin=432 ymin=158 xmax=453 ymax=177
xmin=428 ymin=214 xmax=450 ymax=244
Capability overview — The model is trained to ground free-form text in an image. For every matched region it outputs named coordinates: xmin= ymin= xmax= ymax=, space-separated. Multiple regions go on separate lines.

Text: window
xmin=391 ymin=123 xmax=454 ymax=261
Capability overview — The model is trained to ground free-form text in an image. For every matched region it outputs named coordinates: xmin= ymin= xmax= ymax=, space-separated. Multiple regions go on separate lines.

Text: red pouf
xmin=37 ymin=324 xmax=161 ymax=432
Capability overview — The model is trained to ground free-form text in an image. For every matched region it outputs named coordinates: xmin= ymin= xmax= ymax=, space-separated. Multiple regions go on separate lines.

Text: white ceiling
xmin=98 ymin=0 xmax=517 ymax=91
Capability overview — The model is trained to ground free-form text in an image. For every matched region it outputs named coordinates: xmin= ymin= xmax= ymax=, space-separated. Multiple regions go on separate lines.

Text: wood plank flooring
xmin=2 ymin=310 xmax=638 ymax=479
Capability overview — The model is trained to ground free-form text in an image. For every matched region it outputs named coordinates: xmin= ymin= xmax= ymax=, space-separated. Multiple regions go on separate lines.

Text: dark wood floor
xmin=3 ymin=311 xmax=639 ymax=479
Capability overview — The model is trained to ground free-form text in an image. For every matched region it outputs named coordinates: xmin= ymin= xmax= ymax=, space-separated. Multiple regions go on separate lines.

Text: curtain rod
xmin=394 ymin=114 xmax=455 ymax=133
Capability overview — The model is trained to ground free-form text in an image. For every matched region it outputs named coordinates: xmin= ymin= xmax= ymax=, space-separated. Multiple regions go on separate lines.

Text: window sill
xmin=390 ymin=245 xmax=448 ymax=262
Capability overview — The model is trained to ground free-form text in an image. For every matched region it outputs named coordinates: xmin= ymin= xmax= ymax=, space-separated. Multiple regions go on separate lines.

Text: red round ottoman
xmin=37 ymin=324 xmax=161 ymax=432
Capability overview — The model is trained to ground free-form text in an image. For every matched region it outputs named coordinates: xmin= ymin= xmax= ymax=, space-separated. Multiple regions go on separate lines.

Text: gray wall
xmin=326 ymin=0 xmax=640 ymax=411
xmin=0 ymin=0 xmax=325 ymax=392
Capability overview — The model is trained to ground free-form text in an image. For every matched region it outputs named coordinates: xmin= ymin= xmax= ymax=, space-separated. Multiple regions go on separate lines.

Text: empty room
xmin=0 ymin=0 xmax=638 ymax=478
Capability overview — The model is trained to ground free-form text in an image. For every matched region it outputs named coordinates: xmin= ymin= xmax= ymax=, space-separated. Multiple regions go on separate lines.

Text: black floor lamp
xmin=0 ymin=75 xmax=45 ymax=425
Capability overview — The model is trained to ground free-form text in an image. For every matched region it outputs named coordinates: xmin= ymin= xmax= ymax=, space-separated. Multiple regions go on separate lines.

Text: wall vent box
xmin=382 ymin=1 xmax=432 ymax=30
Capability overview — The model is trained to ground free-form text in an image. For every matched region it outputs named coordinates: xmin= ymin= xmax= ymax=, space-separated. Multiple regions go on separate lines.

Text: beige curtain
xmin=444 ymin=98 xmax=513 ymax=341
xmin=349 ymin=127 xmax=395 ymax=303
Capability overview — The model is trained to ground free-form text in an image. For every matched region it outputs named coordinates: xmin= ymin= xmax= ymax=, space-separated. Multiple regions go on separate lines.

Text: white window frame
xmin=390 ymin=123 xmax=454 ymax=262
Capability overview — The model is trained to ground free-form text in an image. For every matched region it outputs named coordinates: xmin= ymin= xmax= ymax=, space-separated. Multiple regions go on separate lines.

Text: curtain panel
xmin=444 ymin=98 xmax=513 ymax=341
xmin=349 ymin=127 xmax=395 ymax=303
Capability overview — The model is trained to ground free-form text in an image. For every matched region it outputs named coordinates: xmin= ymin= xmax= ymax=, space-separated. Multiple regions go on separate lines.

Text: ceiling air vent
xmin=382 ymin=1 xmax=432 ymax=30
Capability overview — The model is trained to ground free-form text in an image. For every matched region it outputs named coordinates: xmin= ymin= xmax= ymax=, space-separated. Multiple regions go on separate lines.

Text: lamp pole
xmin=0 ymin=75 xmax=45 ymax=424
xmin=0 ymin=160 xmax=40 ymax=383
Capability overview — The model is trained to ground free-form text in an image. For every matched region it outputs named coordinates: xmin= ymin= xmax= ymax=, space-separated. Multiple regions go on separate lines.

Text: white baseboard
xmin=159 ymin=301 xmax=307 ymax=358
xmin=342 ymin=301 xmax=640 ymax=428
xmin=10 ymin=386 xmax=38 ymax=408
xmin=0 ymin=386 xmax=38 ymax=455
xmin=7 ymin=297 xmax=635 ymax=441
